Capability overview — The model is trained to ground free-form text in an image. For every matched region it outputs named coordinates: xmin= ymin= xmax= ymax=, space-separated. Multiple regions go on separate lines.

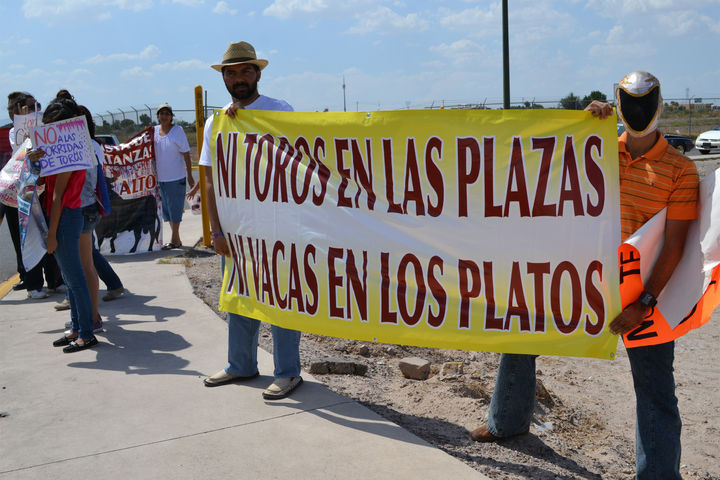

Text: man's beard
xmin=226 ymin=79 xmax=258 ymax=102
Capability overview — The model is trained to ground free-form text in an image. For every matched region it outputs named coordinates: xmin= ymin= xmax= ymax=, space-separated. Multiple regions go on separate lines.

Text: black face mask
xmin=618 ymin=86 xmax=659 ymax=133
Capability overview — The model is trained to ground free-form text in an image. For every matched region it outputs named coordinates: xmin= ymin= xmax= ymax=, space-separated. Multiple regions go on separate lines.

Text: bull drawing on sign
xmin=95 ymin=177 xmax=161 ymax=253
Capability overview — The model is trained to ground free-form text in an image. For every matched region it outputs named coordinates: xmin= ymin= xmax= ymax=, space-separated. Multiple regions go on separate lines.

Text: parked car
xmin=96 ymin=133 xmax=120 ymax=145
xmin=663 ymin=134 xmax=694 ymax=154
xmin=618 ymin=123 xmax=694 ymax=153
xmin=695 ymin=126 xmax=720 ymax=154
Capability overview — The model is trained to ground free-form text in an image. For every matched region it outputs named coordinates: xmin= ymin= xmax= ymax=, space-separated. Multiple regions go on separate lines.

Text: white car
xmin=695 ymin=126 xmax=720 ymax=154
xmin=96 ymin=133 xmax=120 ymax=145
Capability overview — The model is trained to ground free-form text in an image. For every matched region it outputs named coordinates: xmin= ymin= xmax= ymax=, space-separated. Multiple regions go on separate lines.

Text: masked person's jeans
xmin=488 ymin=345 xmax=681 ymax=480
xmin=52 ymin=207 xmax=93 ymax=339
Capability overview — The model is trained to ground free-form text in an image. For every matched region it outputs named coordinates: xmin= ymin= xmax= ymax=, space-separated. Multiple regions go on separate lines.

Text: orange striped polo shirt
xmin=619 ymin=131 xmax=699 ymax=241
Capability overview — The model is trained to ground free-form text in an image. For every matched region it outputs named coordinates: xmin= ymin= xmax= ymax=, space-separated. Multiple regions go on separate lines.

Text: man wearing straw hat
xmin=198 ymin=41 xmax=302 ymax=400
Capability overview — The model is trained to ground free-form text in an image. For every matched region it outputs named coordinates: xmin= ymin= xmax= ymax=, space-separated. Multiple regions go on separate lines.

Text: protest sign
xmin=12 ymin=111 xmax=43 ymax=151
xmin=30 ymin=116 xmax=95 ymax=177
xmin=210 ymin=109 xmax=623 ymax=359
xmin=620 ymin=168 xmax=720 ymax=347
xmin=16 ymin=155 xmax=47 ymax=271
xmin=95 ymin=128 xmax=163 ymax=254
xmin=0 ymin=138 xmax=32 ymax=207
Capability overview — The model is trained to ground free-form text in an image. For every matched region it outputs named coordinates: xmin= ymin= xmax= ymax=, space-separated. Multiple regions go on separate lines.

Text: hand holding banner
xmin=210 ymin=108 xmax=623 ymax=359
xmin=30 ymin=116 xmax=96 ymax=177
xmin=620 ymin=169 xmax=720 ymax=347
xmin=94 ymin=128 xmax=163 ymax=255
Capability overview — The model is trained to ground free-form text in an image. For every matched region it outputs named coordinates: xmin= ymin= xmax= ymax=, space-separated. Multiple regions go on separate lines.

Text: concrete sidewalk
xmin=0 ymin=213 xmax=488 ymax=479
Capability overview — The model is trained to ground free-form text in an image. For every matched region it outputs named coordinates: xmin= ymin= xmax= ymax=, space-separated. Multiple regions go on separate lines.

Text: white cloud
xmin=429 ymin=39 xmax=486 ymax=67
xmin=439 ymin=1 xmax=575 ymax=43
xmin=213 ymin=1 xmax=236 ymax=15
xmin=84 ymin=45 xmax=161 ymax=64
xmin=264 ymin=0 xmax=329 ymax=18
xmin=22 ymin=0 xmax=150 ymax=21
xmin=347 ymin=6 xmax=429 ymax=34
xmin=588 ymin=24 xmax=658 ymax=60
xmin=263 ymin=0 xmax=379 ymax=19
xmin=152 ymin=59 xmax=207 ymax=70
xmin=120 ymin=66 xmax=153 ymax=78
xmin=439 ymin=4 xmax=499 ymax=33
xmin=703 ymin=14 xmax=720 ymax=33
xmin=586 ymin=0 xmax=678 ymax=16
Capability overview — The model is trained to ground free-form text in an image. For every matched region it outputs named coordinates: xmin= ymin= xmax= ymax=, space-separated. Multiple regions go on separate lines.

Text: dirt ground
xmin=184 ymin=158 xmax=720 ymax=480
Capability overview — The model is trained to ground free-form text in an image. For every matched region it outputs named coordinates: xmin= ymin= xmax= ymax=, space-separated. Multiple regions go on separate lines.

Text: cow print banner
xmin=96 ymin=128 xmax=163 ymax=254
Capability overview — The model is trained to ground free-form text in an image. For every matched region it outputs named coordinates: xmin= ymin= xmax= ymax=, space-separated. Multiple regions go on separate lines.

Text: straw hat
xmin=211 ymin=41 xmax=268 ymax=72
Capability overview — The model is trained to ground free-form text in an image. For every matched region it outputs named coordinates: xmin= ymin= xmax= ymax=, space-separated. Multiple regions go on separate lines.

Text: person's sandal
xmin=203 ymin=370 xmax=259 ymax=387
xmin=262 ymin=376 xmax=303 ymax=400
xmin=62 ymin=337 xmax=98 ymax=353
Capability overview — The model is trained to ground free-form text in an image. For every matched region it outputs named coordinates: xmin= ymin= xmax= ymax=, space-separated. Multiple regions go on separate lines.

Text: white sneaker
xmin=55 ymin=298 xmax=70 ymax=311
xmin=27 ymin=289 xmax=48 ymax=299
xmin=262 ymin=376 xmax=303 ymax=400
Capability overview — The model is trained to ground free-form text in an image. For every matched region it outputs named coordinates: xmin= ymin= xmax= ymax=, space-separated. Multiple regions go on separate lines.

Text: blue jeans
xmin=627 ymin=342 xmax=681 ymax=480
xmin=219 ymin=256 xmax=301 ymax=378
xmin=487 ymin=354 xmax=537 ymax=437
xmin=225 ymin=313 xmax=301 ymax=379
xmin=488 ymin=347 xmax=681 ymax=479
xmin=52 ymin=207 xmax=93 ymax=339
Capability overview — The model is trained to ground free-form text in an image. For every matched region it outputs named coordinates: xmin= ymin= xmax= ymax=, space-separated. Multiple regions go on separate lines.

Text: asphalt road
xmin=687 ymin=148 xmax=720 ymax=159
xmin=1 ymin=219 xmax=16 ymax=283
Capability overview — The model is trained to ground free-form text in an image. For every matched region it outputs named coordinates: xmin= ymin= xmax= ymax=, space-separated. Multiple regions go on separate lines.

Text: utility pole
xmin=502 ymin=0 xmax=510 ymax=109
xmin=686 ymin=88 xmax=692 ymax=136
xmin=343 ymin=76 xmax=347 ymax=112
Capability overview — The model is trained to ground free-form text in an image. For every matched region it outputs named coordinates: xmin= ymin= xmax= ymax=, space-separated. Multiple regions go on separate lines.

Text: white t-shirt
xmin=8 ymin=127 xmax=17 ymax=154
xmin=198 ymin=95 xmax=293 ymax=167
xmin=93 ymin=139 xmax=105 ymax=166
xmin=154 ymin=124 xmax=190 ymax=182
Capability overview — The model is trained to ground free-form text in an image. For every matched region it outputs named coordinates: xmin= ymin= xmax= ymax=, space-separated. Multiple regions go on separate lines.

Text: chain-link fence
xmin=93 ymin=97 xmax=720 ymax=144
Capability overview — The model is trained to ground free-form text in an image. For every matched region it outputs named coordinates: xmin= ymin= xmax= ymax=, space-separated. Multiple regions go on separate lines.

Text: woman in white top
xmin=154 ymin=103 xmax=195 ymax=249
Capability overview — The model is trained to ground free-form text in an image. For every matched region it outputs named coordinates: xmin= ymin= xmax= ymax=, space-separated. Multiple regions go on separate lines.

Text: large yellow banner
xmin=211 ymin=109 xmax=622 ymax=359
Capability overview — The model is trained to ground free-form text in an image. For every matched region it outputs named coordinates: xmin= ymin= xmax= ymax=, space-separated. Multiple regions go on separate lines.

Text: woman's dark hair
xmin=78 ymin=105 xmax=96 ymax=140
xmin=7 ymin=91 xmax=31 ymax=114
xmin=42 ymin=97 xmax=83 ymax=124
xmin=56 ymin=89 xmax=74 ymax=101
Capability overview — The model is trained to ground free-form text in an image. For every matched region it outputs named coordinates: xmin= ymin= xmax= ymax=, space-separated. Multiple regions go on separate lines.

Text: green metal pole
xmin=502 ymin=0 xmax=510 ymax=109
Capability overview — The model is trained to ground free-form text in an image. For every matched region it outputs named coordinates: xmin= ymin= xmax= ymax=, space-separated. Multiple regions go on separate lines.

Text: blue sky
xmin=1 ymin=0 xmax=719 ymax=125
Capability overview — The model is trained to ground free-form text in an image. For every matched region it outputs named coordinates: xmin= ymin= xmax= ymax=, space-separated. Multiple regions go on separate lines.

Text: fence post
xmin=194 ymin=85 xmax=211 ymax=247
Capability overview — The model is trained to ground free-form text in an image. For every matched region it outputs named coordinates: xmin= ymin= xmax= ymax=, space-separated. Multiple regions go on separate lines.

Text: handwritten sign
xmin=12 ymin=111 xmax=43 ymax=151
xmin=30 ymin=116 xmax=96 ymax=177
